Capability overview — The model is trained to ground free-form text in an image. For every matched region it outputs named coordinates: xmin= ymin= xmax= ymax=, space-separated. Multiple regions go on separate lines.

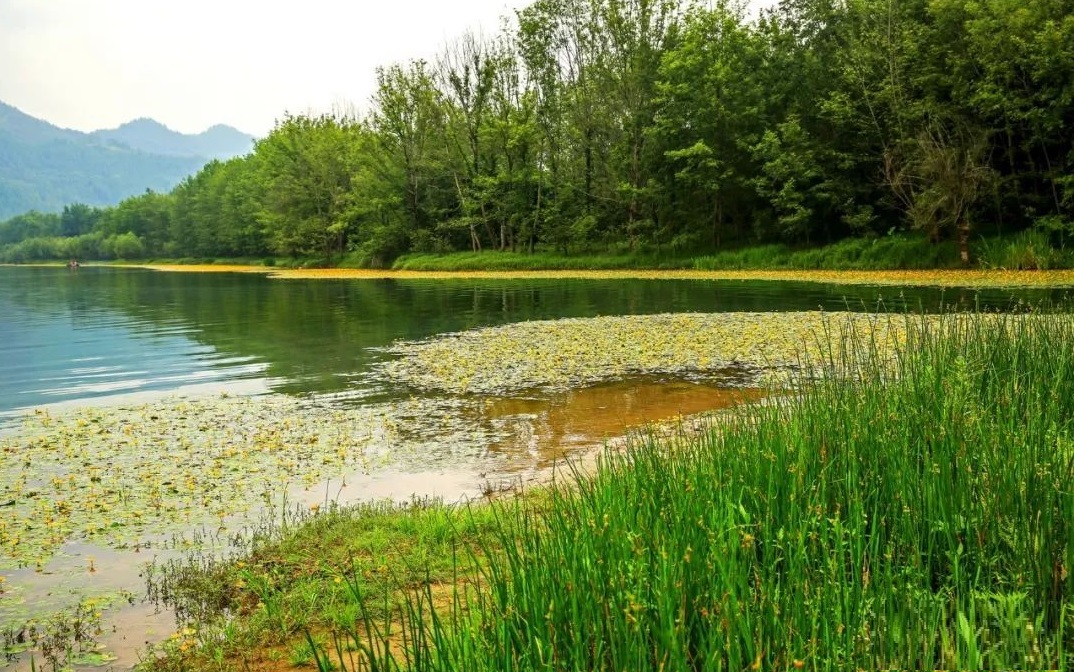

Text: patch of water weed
xmin=384 ymin=311 xmax=963 ymax=395
xmin=0 ymin=393 xmax=512 ymax=569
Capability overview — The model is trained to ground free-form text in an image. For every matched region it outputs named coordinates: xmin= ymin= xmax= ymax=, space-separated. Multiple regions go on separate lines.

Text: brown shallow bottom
xmin=481 ymin=379 xmax=765 ymax=470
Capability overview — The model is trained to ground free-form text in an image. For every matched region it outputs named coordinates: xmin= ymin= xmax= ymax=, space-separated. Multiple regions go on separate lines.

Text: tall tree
xmin=256 ymin=114 xmax=362 ymax=259
xmin=372 ymin=61 xmax=450 ymax=242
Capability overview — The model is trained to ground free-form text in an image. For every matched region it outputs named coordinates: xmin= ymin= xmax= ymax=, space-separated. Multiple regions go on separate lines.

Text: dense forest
xmin=1 ymin=0 xmax=1071 ymax=266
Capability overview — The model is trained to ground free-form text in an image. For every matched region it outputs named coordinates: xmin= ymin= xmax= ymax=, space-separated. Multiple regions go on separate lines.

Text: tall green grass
xmin=391 ymin=250 xmax=695 ymax=271
xmin=977 ymin=230 xmax=1074 ymax=270
xmin=392 ymin=236 xmax=965 ymax=272
xmin=693 ymin=235 xmax=964 ymax=270
xmin=327 ymin=313 xmax=1073 ymax=670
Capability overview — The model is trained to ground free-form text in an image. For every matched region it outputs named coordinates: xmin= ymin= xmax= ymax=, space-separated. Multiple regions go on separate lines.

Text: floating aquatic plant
xmin=384 ymin=311 xmax=938 ymax=396
xmin=0 ymin=394 xmax=510 ymax=569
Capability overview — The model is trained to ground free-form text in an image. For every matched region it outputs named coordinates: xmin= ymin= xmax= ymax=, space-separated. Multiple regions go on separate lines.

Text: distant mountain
xmin=0 ymin=101 xmax=254 ymax=220
xmin=0 ymin=101 xmax=81 ymax=145
xmin=92 ymin=118 xmax=254 ymax=159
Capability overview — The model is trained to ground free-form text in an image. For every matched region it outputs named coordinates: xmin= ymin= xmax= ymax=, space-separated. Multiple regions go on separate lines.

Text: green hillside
xmin=91 ymin=118 xmax=254 ymax=159
xmin=0 ymin=101 xmax=248 ymax=219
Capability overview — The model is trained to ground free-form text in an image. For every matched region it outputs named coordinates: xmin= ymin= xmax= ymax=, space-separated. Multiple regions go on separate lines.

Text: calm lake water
xmin=0 ymin=265 xmax=1062 ymax=421
xmin=0 ymin=265 xmax=1069 ymax=669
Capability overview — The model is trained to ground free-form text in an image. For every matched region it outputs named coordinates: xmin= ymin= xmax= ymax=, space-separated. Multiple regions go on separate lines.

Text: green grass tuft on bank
xmin=391 ymin=235 xmax=1003 ymax=272
xmin=143 ymin=498 xmax=514 ymax=668
xmin=693 ymin=235 xmax=965 ymax=270
xmin=391 ymin=249 xmax=696 ymax=271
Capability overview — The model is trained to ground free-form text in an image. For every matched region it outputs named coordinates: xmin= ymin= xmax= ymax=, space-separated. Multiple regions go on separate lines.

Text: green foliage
xmin=392 ymin=249 xmax=692 ymax=270
xmin=693 ymin=235 xmax=964 ymax=270
xmin=142 ymin=499 xmax=508 ymax=659
xmin=0 ymin=211 xmax=60 ymax=245
xmin=977 ymin=230 xmax=1073 ymax=270
xmin=256 ymin=114 xmax=366 ymax=260
xmin=405 ymin=314 xmax=1071 ymax=670
xmin=107 ymin=232 xmax=146 ymax=260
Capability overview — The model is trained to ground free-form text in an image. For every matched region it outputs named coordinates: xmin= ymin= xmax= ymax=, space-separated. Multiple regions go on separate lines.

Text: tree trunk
xmin=454 ymin=171 xmax=482 ymax=251
xmin=712 ymin=197 xmax=722 ymax=249
xmin=480 ymin=202 xmax=495 ymax=247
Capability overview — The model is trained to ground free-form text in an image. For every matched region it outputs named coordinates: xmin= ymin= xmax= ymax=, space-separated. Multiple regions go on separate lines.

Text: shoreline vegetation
xmin=2 ymin=0 xmax=1071 ymax=665
xmin=3 ymin=274 xmax=1071 ymax=669
xmin=6 ymin=227 xmax=1074 ymax=276
xmin=143 ymin=311 xmax=1072 ymax=671
xmin=58 ymin=260 xmax=1074 ymax=289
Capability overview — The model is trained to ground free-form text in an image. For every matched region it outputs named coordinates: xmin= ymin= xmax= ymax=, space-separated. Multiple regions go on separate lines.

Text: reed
xmin=331 ymin=312 xmax=1073 ymax=670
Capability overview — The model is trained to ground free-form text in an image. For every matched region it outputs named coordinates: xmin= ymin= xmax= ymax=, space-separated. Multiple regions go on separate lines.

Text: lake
xmin=1 ymin=265 xmax=1059 ymax=419
xmin=0 ymin=265 xmax=1067 ymax=668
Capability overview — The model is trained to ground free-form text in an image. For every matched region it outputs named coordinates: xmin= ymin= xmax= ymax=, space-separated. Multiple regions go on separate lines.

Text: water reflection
xmin=0 ymin=269 xmax=272 ymax=418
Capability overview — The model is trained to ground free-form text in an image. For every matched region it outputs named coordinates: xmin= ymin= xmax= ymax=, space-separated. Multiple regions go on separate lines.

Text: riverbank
xmin=11 ymin=230 xmax=1074 ymax=285
xmin=146 ymin=312 xmax=1073 ymax=671
xmin=106 ymin=263 xmax=1074 ymax=289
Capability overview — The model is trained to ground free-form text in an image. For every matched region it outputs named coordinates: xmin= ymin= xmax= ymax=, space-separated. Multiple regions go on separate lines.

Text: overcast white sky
xmin=0 ymin=0 xmax=773 ymax=138
xmin=0 ymin=0 xmax=531 ymax=136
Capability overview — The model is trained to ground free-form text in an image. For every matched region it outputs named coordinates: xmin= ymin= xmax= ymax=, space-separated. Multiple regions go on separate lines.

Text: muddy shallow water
xmin=0 ymin=266 xmax=1059 ymax=669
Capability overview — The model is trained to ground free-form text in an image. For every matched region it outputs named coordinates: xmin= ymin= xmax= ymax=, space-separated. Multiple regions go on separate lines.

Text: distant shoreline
xmin=94 ymin=263 xmax=1074 ymax=289
xmin=8 ymin=260 xmax=1074 ymax=288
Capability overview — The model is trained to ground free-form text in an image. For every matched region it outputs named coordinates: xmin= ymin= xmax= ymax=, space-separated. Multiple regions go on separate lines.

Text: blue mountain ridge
xmin=0 ymin=101 xmax=255 ymax=219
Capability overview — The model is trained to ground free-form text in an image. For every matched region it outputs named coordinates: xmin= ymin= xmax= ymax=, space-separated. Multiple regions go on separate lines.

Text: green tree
xmin=372 ymin=61 xmax=450 ymax=242
xmin=255 ymin=114 xmax=362 ymax=259
xmin=652 ymin=1 xmax=765 ymax=248
xmin=59 ymin=204 xmax=101 ymax=238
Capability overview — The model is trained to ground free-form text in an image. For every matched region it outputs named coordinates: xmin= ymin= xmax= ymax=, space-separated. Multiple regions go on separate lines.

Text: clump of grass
xmin=391 ymin=250 xmax=695 ymax=271
xmin=349 ymin=312 xmax=1073 ymax=670
xmin=142 ymin=498 xmax=509 ymax=669
xmin=694 ymin=235 xmax=964 ymax=271
xmin=978 ymin=230 xmax=1073 ymax=270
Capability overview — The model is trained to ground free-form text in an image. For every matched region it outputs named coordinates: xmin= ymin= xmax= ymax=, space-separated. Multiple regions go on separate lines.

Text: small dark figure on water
xmin=67 ymin=259 xmax=79 ymax=270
